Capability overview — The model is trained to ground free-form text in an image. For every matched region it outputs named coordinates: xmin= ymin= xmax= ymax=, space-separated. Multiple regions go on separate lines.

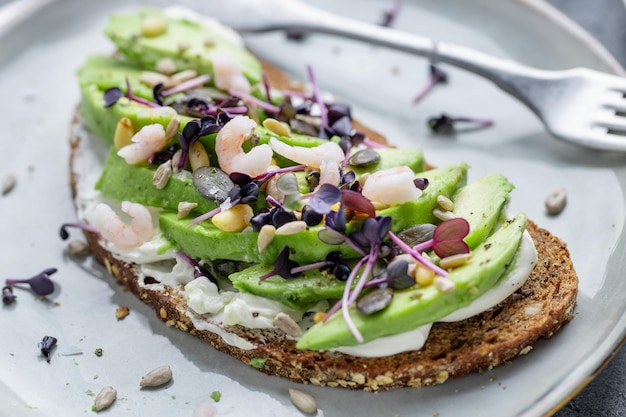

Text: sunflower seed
xmin=93 ymin=386 xmax=116 ymax=412
xmin=66 ymin=240 xmax=91 ymax=257
xmin=153 ymin=160 xmax=172 ymax=190
xmin=545 ymin=187 xmax=566 ymax=215
xmin=140 ymin=365 xmax=172 ymax=388
xmin=289 ymin=388 xmax=317 ymax=414
xmin=273 ymin=312 xmax=302 ymax=338
xmin=2 ymin=174 xmax=15 ymax=195
xmin=177 ymin=201 xmax=198 ymax=219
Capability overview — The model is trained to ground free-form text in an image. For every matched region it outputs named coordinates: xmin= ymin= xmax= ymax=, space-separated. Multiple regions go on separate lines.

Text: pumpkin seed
xmin=192 ymin=166 xmax=234 ymax=203
xmin=356 ymin=287 xmax=394 ymax=315
xmin=348 ymin=148 xmax=381 ymax=167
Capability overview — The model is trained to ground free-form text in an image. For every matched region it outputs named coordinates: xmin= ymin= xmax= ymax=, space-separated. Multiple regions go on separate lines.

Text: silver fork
xmin=220 ymin=0 xmax=626 ymax=152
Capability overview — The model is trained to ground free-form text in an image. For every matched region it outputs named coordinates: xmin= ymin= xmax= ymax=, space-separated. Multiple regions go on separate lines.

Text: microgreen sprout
xmin=59 ymin=222 xmax=99 ymax=240
xmin=259 ymin=247 xmax=301 ymax=280
xmin=428 ymin=113 xmax=494 ymax=134
xmin=102 ymin=79 xmax=161 ymax=109
xmin=306 ymin=65 xmax=328 ymax=128
xmin=413 ymin=63 xmax=448 ymax=104
xmin=161 ymin=74 xmax=211 ymax=97
xmin=178 ymin=115 xmax=228 ymax=170
xmin=176 ymin=252 xmax=220 ymax=287
xmin=6 ymin=268 xmax=57 ymax=296
xmin=38 ymin=335 xmax=57 ymax=364
xmin=2 ymin=286 xmax=16 ymax=305
xmin=228 ymin=88 xmax=281 ymax=114
xmin=380 ymin=0 xmax=402 ymax=27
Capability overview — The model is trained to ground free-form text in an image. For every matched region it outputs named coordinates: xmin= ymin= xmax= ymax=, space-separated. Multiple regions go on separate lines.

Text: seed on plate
xmin=257 ymin=224 xmax=276 ymax=253
xmin=140 ymin=365 xmax=173 ymax=388
xmin=545 ymin=187 xmax=567 ymax=215
xmin=2 ymin=173 xmax=16 ymax=195
xmin=153 ymin=160 xmax=172 ymax=190
xmin=113 ymin=117 xmax=135 ymax=150
xmin=177 ymin=201 xmax=198 ymax=219
xmin=66 ymin=240 xmax=91 ymax=257
xmin=115 ymin=306 xmax=130 ymax=320
xmin=156 ymin=57 xmax=177 ymax=75
xmin=288 ymin=388 xmax=317 ymax=414
xmin=171 ymin=69 xmax=198 ymax=85
xmin=436 ymin=194 xmax=454 ymax=212
xmin=348 ymin=148 xmax=381 ymax=168
xmin=139 ymin=70 xmax=171 ymax=88
xmin=262 ymin=118 xmax=291 ymax=137
xmin=272 ymin=312 xmax=302 ymax=338
xmin=439 ymin=252 xmax=471 ymax=270
xmin=93 ymin=386 xmax=117 ymax=412
xmin=141 ymin=16 xmax=167 ymax=37
xmin=165 ymin=117 xmax=180 ymax=140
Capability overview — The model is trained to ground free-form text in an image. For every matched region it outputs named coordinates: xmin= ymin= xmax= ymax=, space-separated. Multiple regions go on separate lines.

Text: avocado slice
xmin=159 ymin=211 xmax=361 ymax=264
xmin=104 ymin=9 xmax=262 ymax=85
xmin=453 ymin=173 xmax=514 ymax=250
xmin=378 ymin=163 xmax=468 ymax=233
xmin=95 ymin=148 xmax=218 ymax=214
xmin=296 ymin=213 xmax=528 ymax=350
xmin=229 ymin=265 xmax=350 ymax=311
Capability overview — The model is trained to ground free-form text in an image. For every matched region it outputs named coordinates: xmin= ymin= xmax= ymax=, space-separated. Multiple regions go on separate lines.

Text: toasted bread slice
xmin=69 ymin=61 xmax=578 ymax=392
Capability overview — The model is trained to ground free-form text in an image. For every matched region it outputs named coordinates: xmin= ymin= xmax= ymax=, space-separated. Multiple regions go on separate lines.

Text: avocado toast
xmin=68 ymin=7 xmax=578 ymax=391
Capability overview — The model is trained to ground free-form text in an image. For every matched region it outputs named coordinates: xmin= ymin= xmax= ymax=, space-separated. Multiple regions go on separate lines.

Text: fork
xmin=222 ymin=0 xmax=626 ymax=152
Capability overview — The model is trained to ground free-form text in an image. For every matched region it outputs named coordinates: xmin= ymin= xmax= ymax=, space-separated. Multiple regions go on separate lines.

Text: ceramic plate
xmin=1 ymin=0 xmax=625 ymax=416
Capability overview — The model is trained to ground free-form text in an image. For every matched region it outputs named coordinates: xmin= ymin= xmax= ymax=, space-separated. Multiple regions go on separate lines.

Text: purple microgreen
xmin=228 ymin=182 xmax=260 ymax=205
xmin=276 ymin=174 xmax=302 ymax=211
xmin=262 ymin=72 xmax=272 ymax=104
xmin=380 ymin=0 xmax=402 ymax=27
xmin=162 ymin=74 xmax=211 ymax=97
xmin=413 ymin=63 xmax=448 ymax=105
xmin=2 ymin=286 xmax=16 ymax=305
xmin=306 ymin=65 xmax=328 ymax=128
xmin=431 ymin=217 xmax=470 ymax=258
xmin=290 ymin=260 xmax=334 ymax=275
xmin=38 ymin=335 xmax=57 ymax=364
xmin=271 ymin=207 xmax=298 ymax=228
xmin=153 ymin=83 xmax=165 ymax=106
xmin=259 ymin=247 xmax=301 ymax=280
xmin=254 ymin=164 xmax=306 ymax=182
xmin=341 ymin=170 xmax=356 ymax=185
xmin=230 ymin=172 xmax=252 ymax=186
xmin=188 ymin=198 xmax=234 ymax=226
xmin=387 ymin=231 xmax=448 ymax=277
xmin=176 ymin=252 xmax=219 ymax=287
xmin=428 ymin=113 xmax=494 ymax=134
xmin=228 ymin=88 xmax=281 ymax=114
xmin=103 ymin=87 xmax=124 ymax=108
xmin=340 ymin=189 xmax=376 ymax=218
xmin=362 ymin=137 xmax=390 ymax=149
xmin=59 ymin=222 xmax=99 ymax=240
xmin=6 ymin=268 xmax=57 ymax=296
xmin=306 ymin=184 xmax=342 ymax=215
xmin=301 ymin=205 xmax=324 ymax=226
xmin=413 ymin=177 xmax=429 ymax=190
xmin=125 ymin=78 xmax=160 ymax=108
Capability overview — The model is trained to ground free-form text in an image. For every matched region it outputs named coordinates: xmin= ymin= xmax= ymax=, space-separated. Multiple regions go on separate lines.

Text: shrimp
xmin=317 ymin=159 xmax=341 ymax=188
xmin=268 ymin=137 xmax=345 ymax=169
xmin=215 ymin=115 xmax=273 ymax=177
xmin=212 ymin=51 xmax=251 ymax=93
xmin=117 ymin=123 xmax=167 ymax=165
xmin=90 ymin=201 xmax=155 ymax=250
xmin=361 ymin=166 xmax=422 ymax=205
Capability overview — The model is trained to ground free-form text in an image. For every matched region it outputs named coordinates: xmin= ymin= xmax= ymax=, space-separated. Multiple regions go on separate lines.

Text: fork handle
xmin=240 ymin=1 xmax=554 ymax=99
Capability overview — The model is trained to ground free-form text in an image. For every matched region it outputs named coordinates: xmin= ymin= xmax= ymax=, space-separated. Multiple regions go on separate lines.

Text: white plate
xmin=1 ymin=0 xmax=625 ymax=416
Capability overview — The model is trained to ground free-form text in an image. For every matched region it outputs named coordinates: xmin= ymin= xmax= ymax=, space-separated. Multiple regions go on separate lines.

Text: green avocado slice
xmin=104 ymin=9 xmax=262 ymax=85
xmin=296 ymin=213 xmax=528 ymax=350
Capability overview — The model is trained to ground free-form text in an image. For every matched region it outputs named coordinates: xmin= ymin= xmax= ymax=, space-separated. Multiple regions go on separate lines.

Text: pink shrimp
xmin=90 ymin=201 xmax=155 ymax=250
xmin=212 ymin=51 xmax=251 ymax=93
xmin=268 ymin=137 xmax=345 ymax=169
xmin=215 ymin=116 xmax=273 ymax=177
xmin=117 ymin=124 xmax=167 ymax=164
xmin=361 ymin=166 xmax=422 ymax=205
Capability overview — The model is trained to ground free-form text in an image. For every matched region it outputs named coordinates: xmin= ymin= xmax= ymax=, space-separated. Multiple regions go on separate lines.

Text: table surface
xmin=1 ymin=0 xmax=625 ymax=415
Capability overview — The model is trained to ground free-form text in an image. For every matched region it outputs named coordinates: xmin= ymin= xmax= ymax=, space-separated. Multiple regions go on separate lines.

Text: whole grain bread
xmin=69 ymin=61 xmax=578 ymax=392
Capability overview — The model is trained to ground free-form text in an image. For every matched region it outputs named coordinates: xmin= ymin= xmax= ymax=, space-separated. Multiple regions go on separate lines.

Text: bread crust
xmin=69 ymin=60 xmax=578 ymax=392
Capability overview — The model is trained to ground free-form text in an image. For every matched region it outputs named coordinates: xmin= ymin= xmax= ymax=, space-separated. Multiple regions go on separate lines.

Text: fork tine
xmin=593 ymin=115 xmax=626 ymax=132
xmin=587 ymin=131 xmax=626 ymax=152
xmin=602 ymin=96 xmax=626 ymax=113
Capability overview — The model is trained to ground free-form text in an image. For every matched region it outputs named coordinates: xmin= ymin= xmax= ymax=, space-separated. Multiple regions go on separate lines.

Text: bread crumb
xmin=115 ymin=306 xmax=129 ymax=320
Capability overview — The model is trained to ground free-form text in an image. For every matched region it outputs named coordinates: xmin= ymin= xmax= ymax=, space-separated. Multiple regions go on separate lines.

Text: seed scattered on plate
xmin=66 ymin=240 xmax=91 ymax=257
xmin=93 ymin=386 xmax=116 ymax=412
xmin=545 ymin=187 xmax=566 ymax=215
xmin=115 ymin=306 xmax=130 ymax=320
xmin=2 ymin=173 xmax=16 ymax=195
xmin=288 ymin=388 xmax=317 ymax=414
xmin=140 ymin=365 xmax=173 ymax=388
